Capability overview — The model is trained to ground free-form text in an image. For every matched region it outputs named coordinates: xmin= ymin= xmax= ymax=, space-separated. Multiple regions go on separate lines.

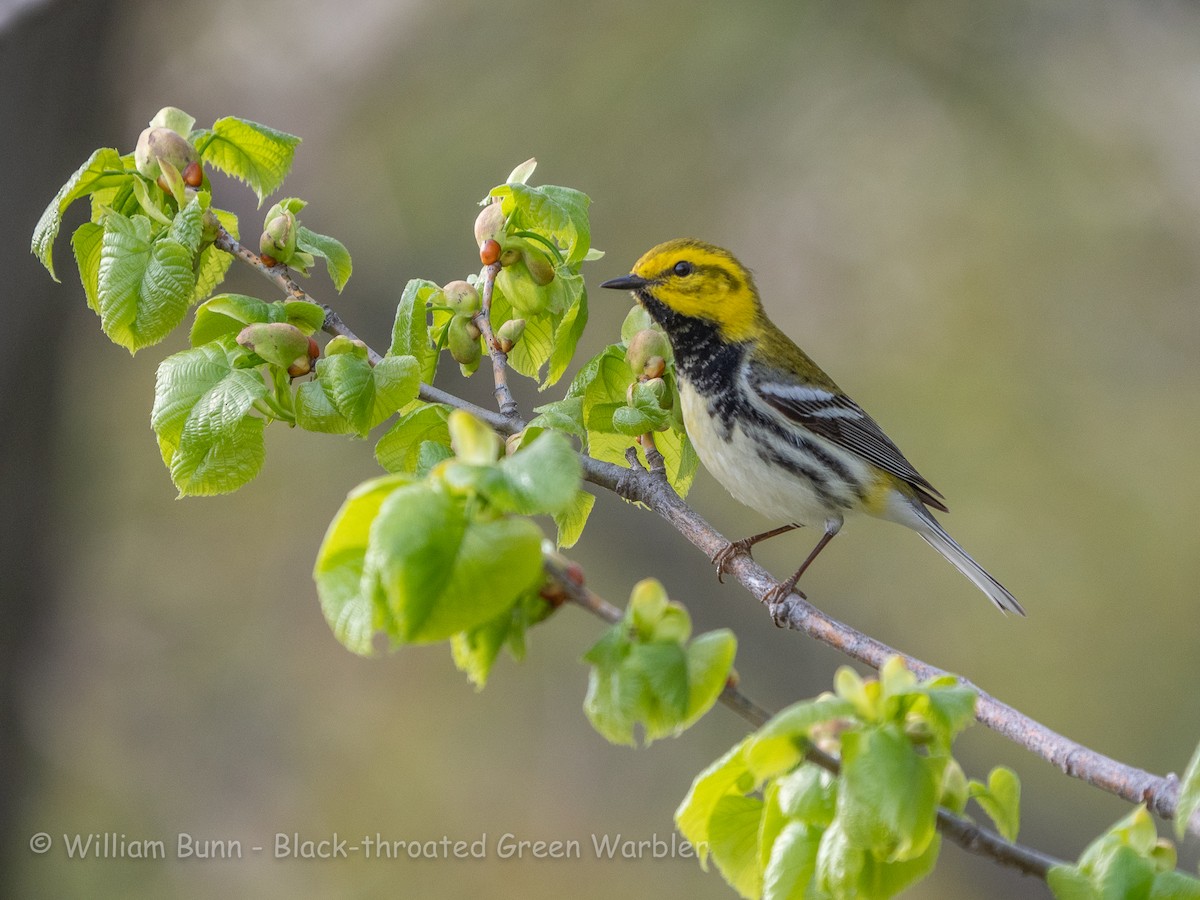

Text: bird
xmin=600 ymin=238 xmax=1024 ymax=616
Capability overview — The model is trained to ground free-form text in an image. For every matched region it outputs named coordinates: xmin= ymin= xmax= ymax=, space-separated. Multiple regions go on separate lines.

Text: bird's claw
xmin=711 ymin=539 xmax=752 ymax=583
xmin=763 ymin=580 xmax=805 ymax=627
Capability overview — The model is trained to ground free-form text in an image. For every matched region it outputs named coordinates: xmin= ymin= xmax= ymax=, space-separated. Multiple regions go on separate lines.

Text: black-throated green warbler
xmin=601 ymin=239 xmax=1024 ymax=616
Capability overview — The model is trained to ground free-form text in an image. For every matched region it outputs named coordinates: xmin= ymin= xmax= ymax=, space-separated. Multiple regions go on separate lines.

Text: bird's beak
xmin=599 ymin=273 xmax=651 ymax=291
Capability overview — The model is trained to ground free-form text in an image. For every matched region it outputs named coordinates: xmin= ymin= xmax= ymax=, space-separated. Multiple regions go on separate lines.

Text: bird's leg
xmin=764 ymin=517 xmax=844 ymax=612
xmin=711 ymin=523 xmax=802 ymax=583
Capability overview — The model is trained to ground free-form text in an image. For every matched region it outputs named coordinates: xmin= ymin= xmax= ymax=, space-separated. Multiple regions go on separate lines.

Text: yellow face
xmin=622 ymin=239 xmax=762 ymax=342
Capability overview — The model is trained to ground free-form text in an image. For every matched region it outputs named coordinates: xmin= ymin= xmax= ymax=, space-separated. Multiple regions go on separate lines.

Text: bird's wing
xmin=751 ymin=370 xmax=947 ymax=511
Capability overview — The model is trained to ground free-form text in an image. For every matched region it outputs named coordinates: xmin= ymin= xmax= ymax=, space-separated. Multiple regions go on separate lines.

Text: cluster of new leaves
xmin=531 ymin=303 xmax=699 ymax=497
xmin=1048 ymin=807 xmax=1200 ymax=900
xmin=676 ymin=658 xmax=1019 ymax=900
xmin=583 ymin=578 xmax=737 ymax=745
xmin=314 ymin=410 xmax=580 ymax=685
xmin=30 ymin=106 xmax=345 ymax=353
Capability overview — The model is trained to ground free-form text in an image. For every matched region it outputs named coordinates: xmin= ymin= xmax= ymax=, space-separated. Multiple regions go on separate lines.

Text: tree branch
xmin=541 ymin=552 xmax=1064 ymax=880
xmin=580 ymin=453 xmax=1200 ymax=839
xmin=213 ymin=234 xmax=1199 ymax=842
xmin=472 ymin=261 xmax=520 ymax=419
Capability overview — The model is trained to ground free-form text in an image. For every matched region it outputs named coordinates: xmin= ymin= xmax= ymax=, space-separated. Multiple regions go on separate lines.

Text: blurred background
xmin=4 ymin=0 xmax=1200 ymax=896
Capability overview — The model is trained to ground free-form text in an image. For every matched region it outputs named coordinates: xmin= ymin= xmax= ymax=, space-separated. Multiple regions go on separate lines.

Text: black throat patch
xmin=637 ymin=292 xmax=745 ymax=429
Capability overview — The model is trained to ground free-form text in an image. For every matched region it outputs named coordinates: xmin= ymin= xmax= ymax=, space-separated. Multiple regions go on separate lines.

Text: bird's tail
xmin=915 ymin=512 xmax=1025 ymax=615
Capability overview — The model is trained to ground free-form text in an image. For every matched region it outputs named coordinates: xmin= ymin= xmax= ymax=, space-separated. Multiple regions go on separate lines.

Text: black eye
xmin=673 ymin=261 xmax=693 ymax=277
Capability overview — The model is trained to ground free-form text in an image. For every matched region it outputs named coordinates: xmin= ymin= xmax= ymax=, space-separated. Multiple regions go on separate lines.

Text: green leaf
xmin=582 ymin=346 xmax=635 ymax=427
xmin=150 ymin=340 xmax=269 ymax=495
xmin=708 ymin=794 xmax=765 ymax=900
xmin=96 ymin=199 xmax=205 ymax=352
xmin=389 ymin=278 xmax=440 ymax=383
xmin=1050 ymin=847 xmax=1155 ymax=900
xmin=451 ymin=611 xmax=510 ymax=690
xmin=655 ymin=426 xmax=700 ymax=497
xmin=1151 ymin=870 xmax=1200 ymax=899
xmin=583 ymin=583 xmax=733 ymax=746
xmin=492 ymin=182 xmax=592 ymax=266
xmin=762 ymin=821 xmax=823 ymax=900
xmin=582 ymin=628 xmax=636 ymax=745
xmin=611 ymin=404 xmax=662 ymax=436
xmin=149 ymin=106 xmax=196 ymax=137
xmin=486 ymin=431 xmax=581 ymax=516
xmin=775 ymin=764 xmax=838 ymax=826
xmin=745 ymin=696 xmax=856 ymax=781
xmin=629 ymin=641 xmax=691 ymax=738
xmin=491 ymin=280 xmax=555 ymax=385
xmin=1051 ymin=806 xmax=1200 ymax=900
xmin=676 ymin=737 xmax=755 ymax=864
xmin=33 ymin=147 xmax=128 ymax=280
xmin=682 ymin=630 xmax=737 ymax=726
xmin=191 ymin=293 xmax=274 ymax=345
xmin=71 ymin=222 xmax=104 ymax=313
xmin=299 ymin=351 xmax=419 ymax=436
xmin=621 ymin=303 xmax=655 ymax=343
xmin=194 ymin=116 xmax=300 ymax=203
xmin=313 ymin=474 xmax=413 ymax=655
xmin=191 ymin=293 xmax=325 ymax=347
xmin=191 ymin=208 xmax=238 ymax=303
xmin=375 ymin=404 xmax=452 ymax=474
xmin=506 ymin=157 xmax=538 ymax=185
xmin=969 ymin=767 xmax=1021 ymax=843
xmin=838 ymin=725 xmax=939 ymax=863
xmin=547 ymin=274 xmax=588 ymax=385
xmin=1176 ymin=739 xmax=1200 ymax=841
xmin=552 ymin=488 xmax=594 ymax=549
xmin=296 ymin=225 xmax=352 ymax=291
xmin=364 ymin=484 xmax=544 ymax=643
xmin=530 ymin=397 xmax=587 ymax=442
xmin=817 ymin=819 xmax=941 ymax=900
xmin=451 ymin=592 xmax=555 ymax=690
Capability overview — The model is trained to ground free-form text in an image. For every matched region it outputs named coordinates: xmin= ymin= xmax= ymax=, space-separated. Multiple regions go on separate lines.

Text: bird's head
xmin=600 ymin=239 xmax=762 ymax=342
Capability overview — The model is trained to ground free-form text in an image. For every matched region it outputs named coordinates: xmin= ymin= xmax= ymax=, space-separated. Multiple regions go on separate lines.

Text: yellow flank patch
xmin=862 ymin=472 xmax=898 ymax=515
xmin=630 ymin=239 xmax=762 ymax=341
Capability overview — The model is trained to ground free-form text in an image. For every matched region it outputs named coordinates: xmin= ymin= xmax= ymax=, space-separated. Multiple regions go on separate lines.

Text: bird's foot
xmin=763 ymin=578 xmax=805 ymax=627
xmin=711 ymin=538 xmax=755 ymax=583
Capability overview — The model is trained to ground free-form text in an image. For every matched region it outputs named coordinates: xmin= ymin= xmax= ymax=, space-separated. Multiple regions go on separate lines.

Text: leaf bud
xmin=236 ymin=321 xmax=311 ymax=369
xmin=524 ymin=249 xmax=555 ymax=286
xmin=474 ymin=201 xmax=507 ymax=248
xmin=183 ymin=160 xmax=203 ymax=187
xmin=287 ymin=356 xmax=312 ymax=378
xmin=442 ymin=280 xmax=481 ymax=316
xmin=499 ymin=246 xmax=523 ymax=267
xmin=625 ymin=328 xmax=672 ymax=372
xmin=480 ymin=238 xmax=501 ymax=266
xmin=496 ymin=262 xmax=550 ymax=316
xmin=447 ymin=315 xmax=482 ymax=366
xmin=134 ymin=127 xmax=199 ymax=182
xmin=495 ymin=317 xmax=525 ymax=353
xmin=260 ymin=212 xmax=297 ymax=262
xmin=643 ymin=355 xmax=666 ymax=380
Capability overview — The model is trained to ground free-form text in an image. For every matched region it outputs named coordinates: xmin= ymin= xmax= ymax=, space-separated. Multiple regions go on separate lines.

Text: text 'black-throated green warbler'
xmin=601 ymin=239 xmax=1024 ymax=616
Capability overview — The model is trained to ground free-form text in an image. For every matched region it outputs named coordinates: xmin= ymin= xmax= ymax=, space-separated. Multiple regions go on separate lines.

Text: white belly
xmin=680 ymin=381 xmax=861 ymax=525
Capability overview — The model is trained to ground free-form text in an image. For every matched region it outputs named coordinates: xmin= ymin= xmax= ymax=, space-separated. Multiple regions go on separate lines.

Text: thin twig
xmin=213 ymin=235 xmax=1198 ymax=839
xmin=473 ymin=261 xmax=520 ymax=418
xmin=213 ymin=227 xmax=383 ymax=364
xmin=637 ymin=432 xmax=667 ymax=475
xmin=541 ymin=553 xmax=1063 ymax=880
xmin=578 ymin=452 xmax=1200 ymax=839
